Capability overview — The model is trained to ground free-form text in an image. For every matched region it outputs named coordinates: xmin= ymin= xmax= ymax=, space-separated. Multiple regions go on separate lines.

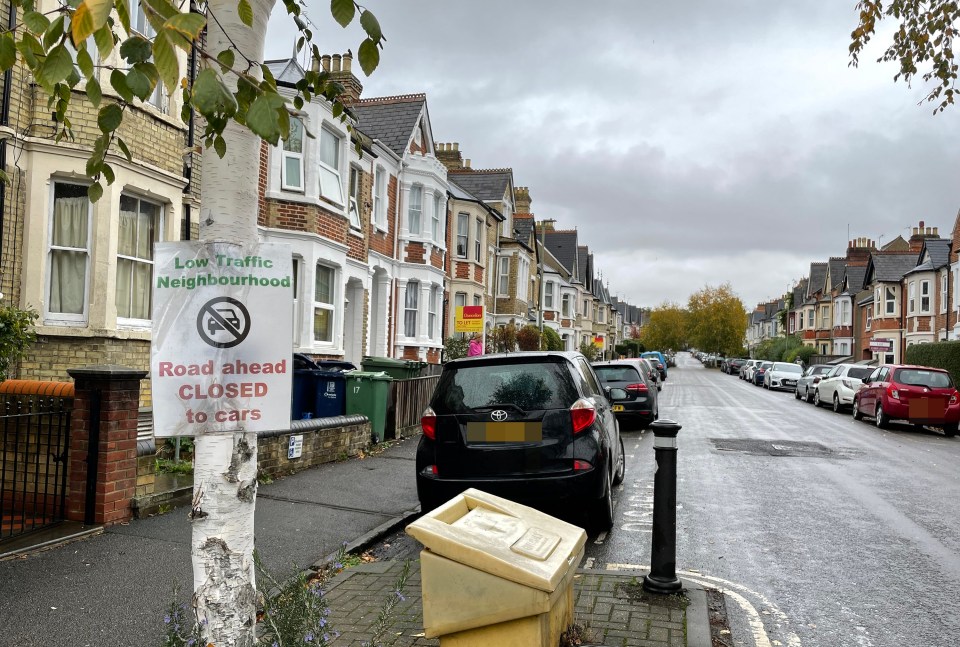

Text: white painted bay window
xmin=920 ymin=280 xmax=931 ymax=313
xmin=116 ymin=194 xmax=161 ymax=322
xmin=404 ymin=281 xmax=419 ymax=337
xmin=47 ymin=182 xmax=91 ymax=321
xmin=314 ymin=264 xmax=336 ymax=343
xmin=544 ymin=282 xmax=554 ymax=309
xmin=348 ymin=167 xmax=361 ymax=229
xmin=908 ymin=281 xmax=916 ymax=314
xmin=428 ymin=285 xmax=439 ymax=338
xmin=408 ymin=185 xmax=422 ymax=235
xmin=281 ymin=118 xmax=304 ymax=191
xmin=456 ymin=213 xmax=468 ymax=258
xmin=941 ymin=273 xmax=948 ymax=314
xmin=474 ymin=219 xmax=482 ymax=261
xmin=373 ymin=168 xmax=386 ymax=229
xmin=497 ymin=257 xmax=509 ymax=295
xmin=561 ymin=294 xmax=571 ymax=318
xmin=885 ymin=286 xmax=896 ymax=315
xmin=432 ymin=193 xmax=442 ymax=243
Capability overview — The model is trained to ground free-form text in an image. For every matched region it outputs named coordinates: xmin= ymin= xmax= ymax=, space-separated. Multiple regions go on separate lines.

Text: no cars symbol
xmin=197 ymin=297 xmax=251 ymax=349
xmin=490 ymin=410 xmax=508 ymax=422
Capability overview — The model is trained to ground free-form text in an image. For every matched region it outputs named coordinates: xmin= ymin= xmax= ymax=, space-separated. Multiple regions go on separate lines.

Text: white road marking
xmin=602 ymin=563 xmax=801 ymax=647
xmin=583 ymin=557 xmax=595 ymax=569
xmin=593 ymin=531 xmax=607 ymax=545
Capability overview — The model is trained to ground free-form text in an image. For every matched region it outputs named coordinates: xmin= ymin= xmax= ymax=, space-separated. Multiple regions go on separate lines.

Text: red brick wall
xmin=455 ymin=261 xmax=470 ymax=279
xmin=401 ymin=346 xmax=419 ymax=360
xmin=427 ymin=348 xmax=441 ymax=364
xmin=369 ymin=175 xmax=397 ymax=258
xmin=474 ymin=265 xmax=483 ymax=283
xmin=430 ymin=247 xmax=444 ymax=269
xmin=258 ymin=140 xmax=268 ymax=226
xmin=405 ymin=242 xmax=425 ymax=264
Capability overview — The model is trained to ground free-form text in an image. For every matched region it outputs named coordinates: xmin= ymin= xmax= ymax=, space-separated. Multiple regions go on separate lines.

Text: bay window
xmin=941 ymin=273 xmax=948 ymax=313
xmin=116 ymin=194 xmax=161 ymax=321
xmin=48 ymin=182 xmax=91 ymax=319
xmin=497 ymin=257 xmax=509 ymax=295
xmin=562 ymin=294 xmax=571 ymax=317
xmin=544 ymin=281 xmax=554 ymax=309
xmin=428 ymin=285 xmax=439 ymax=338
xmin=920 ymin=280 xmax=931 ymax=313
xmin=373 ymin=167 xmax=386 ymax=228
xmin=318 ymin=127 xmax=343 ymax=205
xmin=885 ymin=286 xmax=896 ymax=315
xmin=474 ymin=219 xmax=482 ymax=261
xmin=347 ymin=167 xmax=361 ymax=229
xmin=456 ymin=213 xmax=468 ymax=258
xmin=314 ymin=264 xmax=336 ymax=343
xmin=432 ymin=193 xmax=442 ymax=242
xmin=908 ymin=281 xmax=916 ymax=314
xmin=455 ymin=292 xmax=466 ymax=338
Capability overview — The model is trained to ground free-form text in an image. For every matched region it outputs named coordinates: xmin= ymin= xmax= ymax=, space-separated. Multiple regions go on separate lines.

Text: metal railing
xmin=0 ymin=393 xmax=73 ymax=540
xmin=386 ymin=374 xmax=440 ymax=439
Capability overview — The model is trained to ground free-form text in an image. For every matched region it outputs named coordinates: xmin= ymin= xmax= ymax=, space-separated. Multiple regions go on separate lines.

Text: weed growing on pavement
xmin=360 ymin=559 xmax=412 ymax=647
xmin=256 ymin=552 xmax=340 ymax=647
xmin=160 ymin=586 xmax=202 ymax=647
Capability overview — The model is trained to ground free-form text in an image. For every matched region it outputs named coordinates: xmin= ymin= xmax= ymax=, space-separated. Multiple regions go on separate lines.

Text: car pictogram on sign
xmin=207 ymin=308 xmax=241 ymax=336
xmin=197 ymin=297 xmax=251 ymax=349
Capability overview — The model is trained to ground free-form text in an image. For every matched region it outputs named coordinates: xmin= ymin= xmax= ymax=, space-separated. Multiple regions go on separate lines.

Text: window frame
xmin=404 ymin=280 xmax=419 ymax=338
xmin=431 ymin=192 xmax=442 ymax=243
xmin=561 ymin=294 xmax=571 ymax=318
xmin=497 ymin=257 xmax=510 ymax=296
xmin=941 ymin=272 xmax=949 ymax=314
xmin=347 ymin=166 xmax=362 ymax=230
xmin=428 ymin=284 xmax=440 ymax=339
xmin=407 ymin=184 xmax=422 ymax=235
xmin=920 ymin=279 xmax=931 ymax=314
xmin=908 ymin=280 xmax=916 ymax=314
xmin=373 ymin=167 xmax=386 ymax=230
xmin=866 ymin=305 xmax=872 ymax=330
xmin=456 ymin=213 xmax=468 ymax=258
xmin=317 ymin=126 xmax=344 ymax=206
xmin=544 ymin=281 xmax=554 ymax=309
xmin=885 ymin=286 xmax=896 ymax=315
xmin=281 ymin=117 xmax=305 ymax=192
xmin=116 ymin=192 xmax=163 ymax=325
xmin=46 ymin=180 xmax=93 ymax=324
xmin=474 ymin=219 xmax=482 ymax=262
xmin=313 ymin=263 xmax=337 ymax=345
xmin=454 ymin=291 xmax=467 ymax=338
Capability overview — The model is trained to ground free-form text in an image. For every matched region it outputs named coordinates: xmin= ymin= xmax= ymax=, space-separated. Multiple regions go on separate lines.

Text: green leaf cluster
xmin=0 ymin=303 xmax=39 ymax=382
xmin=0 ymin=0 xmax=386 ymax=198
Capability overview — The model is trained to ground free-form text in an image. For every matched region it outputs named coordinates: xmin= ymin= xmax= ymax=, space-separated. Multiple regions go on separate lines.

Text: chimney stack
xmin=845 ymin=236 xmax=876 ymax=266
xmin=435 ymin=142 xmax=464 ymax=170
xmin=316 ymin=51 xmax=363 ymax=104
xmin=515 ymin=186 xmax=532 ymax=213
xmin=909 ymin=219 xmax=940 ymax=252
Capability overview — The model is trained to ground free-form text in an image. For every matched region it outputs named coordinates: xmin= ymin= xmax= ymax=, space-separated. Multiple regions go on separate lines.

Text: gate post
xmin=66 ymin=366 xmax=148 ymax=525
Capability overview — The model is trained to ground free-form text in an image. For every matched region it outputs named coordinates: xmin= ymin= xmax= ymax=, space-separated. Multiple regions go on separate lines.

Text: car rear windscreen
xmin=594 ymin=366 xmax=641 ymax=382
xmin=847 ymin=367 xmax=874 ymax=380
xmin=893 ymin=368 xmax=953 ymax=388
xmin=432 ymin=360 xmax=580 ymax=413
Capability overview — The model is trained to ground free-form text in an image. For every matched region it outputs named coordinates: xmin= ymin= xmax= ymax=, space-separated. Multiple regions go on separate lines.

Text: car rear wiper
xmin=472 ymin=403 xmax=526 ymax=414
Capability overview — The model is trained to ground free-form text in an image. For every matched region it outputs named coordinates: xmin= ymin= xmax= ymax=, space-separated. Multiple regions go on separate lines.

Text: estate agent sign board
xmin=151 ymin=241 xmax=293 ymax=437
xmin=454 ymin=305 xmax=484 ymax=333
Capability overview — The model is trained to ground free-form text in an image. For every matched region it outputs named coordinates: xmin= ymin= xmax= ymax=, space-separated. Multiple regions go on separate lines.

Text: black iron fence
xmin=0 ymin=392 xmax=73 ymax=540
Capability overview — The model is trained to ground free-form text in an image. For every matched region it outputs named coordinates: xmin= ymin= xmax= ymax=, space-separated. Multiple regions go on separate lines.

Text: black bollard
xmin=643 ymin=419 xmax=683 ymax=594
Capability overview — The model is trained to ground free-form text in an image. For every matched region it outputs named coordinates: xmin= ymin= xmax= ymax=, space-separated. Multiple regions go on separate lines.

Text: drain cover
xmin=710 ymin=439 xmax=841 ymax=458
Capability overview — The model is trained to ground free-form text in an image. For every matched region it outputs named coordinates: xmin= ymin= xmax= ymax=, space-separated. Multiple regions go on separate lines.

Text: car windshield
xmin=774 ymin=363 xmax=802 ymax=373
xmin=811 ymin=366 xmax=831 ymax=375
xmin=760 ymin=362 xmax=773 ymax=369
xmin=847 ymin=367 xmax=874 ymax=380
xmin=594 ymin=366 xmax=642 ymax=383
xmin=432 ymin=359 xmax=580 ymax=413
xmin=893 ymin=368 xmax=953 ymax=388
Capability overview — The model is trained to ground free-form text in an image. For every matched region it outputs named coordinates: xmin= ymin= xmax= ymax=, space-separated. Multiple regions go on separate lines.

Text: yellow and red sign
xmin=455 ymin=305 xmax=484 ymax=333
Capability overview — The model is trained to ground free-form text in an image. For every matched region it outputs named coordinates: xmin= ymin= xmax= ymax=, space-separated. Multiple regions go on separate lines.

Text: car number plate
xmin=466 ymin=422 xmax=543 ymax=443
xmin=612 ymin=405 xmax=625 ymax=412
xmin=909 ymin=397 xmax=946 ymax=419
xmin=783 ymin=380 xmax=796 ymax=386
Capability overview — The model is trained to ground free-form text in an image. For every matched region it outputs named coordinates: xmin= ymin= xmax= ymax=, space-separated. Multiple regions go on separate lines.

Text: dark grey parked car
xmin=794 ymin=364 xmax=833 ymax=403
xmin=417 ymin=351 xmax=627 ymax=532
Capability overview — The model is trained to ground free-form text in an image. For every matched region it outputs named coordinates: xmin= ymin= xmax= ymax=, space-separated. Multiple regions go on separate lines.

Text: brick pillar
xmin=66 ymin=366 xmax=147 ymax=526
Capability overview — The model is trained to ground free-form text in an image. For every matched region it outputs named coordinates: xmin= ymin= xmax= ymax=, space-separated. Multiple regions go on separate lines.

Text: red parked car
xmin=852 ymin=364 xmax=959 ymax=436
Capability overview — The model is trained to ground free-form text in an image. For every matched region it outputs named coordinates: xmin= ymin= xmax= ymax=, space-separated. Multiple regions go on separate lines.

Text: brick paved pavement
xmin=324 ymin=559 xmax=711 ymax=647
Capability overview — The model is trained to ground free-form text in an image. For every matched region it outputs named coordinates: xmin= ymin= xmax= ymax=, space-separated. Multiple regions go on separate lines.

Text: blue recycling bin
xmin=312 ymin=361 xmax=355 ymax=418
xmin=290 ymin=356 xmax=355 ymax=420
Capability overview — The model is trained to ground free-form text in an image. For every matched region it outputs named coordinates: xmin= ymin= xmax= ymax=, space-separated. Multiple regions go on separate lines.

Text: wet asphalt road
xmin=589 ymin=352 xmax=960 ymax=647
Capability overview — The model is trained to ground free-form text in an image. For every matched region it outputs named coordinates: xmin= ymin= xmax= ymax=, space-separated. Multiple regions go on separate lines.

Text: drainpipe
xmin=181 ymin=0 xmax=199 ymax=241
xmin=0 ymin=0 xmax=16 ymax=267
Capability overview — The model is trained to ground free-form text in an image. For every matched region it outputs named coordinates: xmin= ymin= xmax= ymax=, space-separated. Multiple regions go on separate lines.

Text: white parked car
xmin=814 ymin=364 xmax=875 ymax=412
xmin=741 ymin=360 xmax=760 ymax=381
xmin=763 ymin=362 xmax=804 ymax=391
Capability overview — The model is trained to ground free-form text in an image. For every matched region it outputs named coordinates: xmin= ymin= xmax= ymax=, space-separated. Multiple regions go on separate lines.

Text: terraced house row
xmin=746 ymin=217 xmax=960 ymax=365
xmin=0 ymin=38 xmax=642 ymax=405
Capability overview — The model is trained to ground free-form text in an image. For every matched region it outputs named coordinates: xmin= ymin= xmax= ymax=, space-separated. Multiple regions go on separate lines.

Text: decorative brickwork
xmin=405 ymin=241 xmax=425 ymax=264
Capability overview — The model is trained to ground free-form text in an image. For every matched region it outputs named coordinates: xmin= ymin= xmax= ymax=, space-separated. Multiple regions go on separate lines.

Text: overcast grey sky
xmin=265 ymin=1 xmax=960 ymax=311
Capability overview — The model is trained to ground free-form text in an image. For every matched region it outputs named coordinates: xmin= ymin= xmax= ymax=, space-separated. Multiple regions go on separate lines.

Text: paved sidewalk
xmin=325 ymin=559 xmax=712 ymax=647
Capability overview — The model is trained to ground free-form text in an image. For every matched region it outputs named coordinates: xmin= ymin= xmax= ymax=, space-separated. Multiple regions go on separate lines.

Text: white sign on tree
xmin=152 ymin=241 xmax=293 ymax=437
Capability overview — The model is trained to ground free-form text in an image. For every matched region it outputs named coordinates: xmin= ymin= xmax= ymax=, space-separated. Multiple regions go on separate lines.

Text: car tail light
xmin=421 ymin=465 xmax=438 ymax=476
xmin=570 ymin=398 xmax=596 ymax=435
xmin=841 ymin=379 xmax=858 ymax=390
xmin=626 ymin=382 xmax=648 ymax=394
xmin=573 ymin=460 xmax=593 ymax=471
xmin=951 ymin=391 xmax=959 ymax=405
xmin=812 ymin=376 xmax=822 ymax=384
xmin=887 ymin=387 xmax=900 ymax=400
xmin=421 ymin=406 xmax=437 ymax=440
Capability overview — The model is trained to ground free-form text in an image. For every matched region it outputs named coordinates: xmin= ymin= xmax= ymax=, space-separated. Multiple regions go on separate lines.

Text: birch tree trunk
xmin=192 ymin=0 xmax=276 ymax=643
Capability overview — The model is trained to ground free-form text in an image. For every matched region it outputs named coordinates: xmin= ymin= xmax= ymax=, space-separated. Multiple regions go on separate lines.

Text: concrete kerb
xmin=312 ymin=504 xmax=422 ymax=571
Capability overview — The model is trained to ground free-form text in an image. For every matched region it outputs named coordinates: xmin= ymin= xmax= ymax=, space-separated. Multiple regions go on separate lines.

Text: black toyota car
xmin=416 ymin=351 xmax=626 ymax=531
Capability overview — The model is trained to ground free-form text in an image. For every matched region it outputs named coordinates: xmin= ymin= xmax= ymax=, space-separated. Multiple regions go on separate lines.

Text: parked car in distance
xmin=728 ymin=358 xmax=747 ymax=375
xmin=593 ymin=361 xmax=659 ymax=430
xmin=417 ymin=351 xmax=626 ymax=532
xmin=814 ymin=363 xmax=874 ymax=412
xmin=740 ymin=360 xmax=759 ymax=381
xmin=853 ymin=364 xmax=959 ymax=436
xmin=636 ymin=357 xmax=663 ymax=391
xmin=753 ymin=361 xmax=773 ymax=386
xmin=794 ymin=364 xmax=833 ymax=402
xmin=763 ymin=362 xmax=803 ymax=391
xmin=641 ymin=351 xmax=668 ymax=380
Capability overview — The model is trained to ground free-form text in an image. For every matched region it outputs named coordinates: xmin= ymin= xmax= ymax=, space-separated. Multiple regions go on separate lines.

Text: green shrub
xmin=487 ymin=323 xmax=517 ymax=353
xmin=905 ymin=341 xmax=960 ymax=384
xmin=578 ymin=341 xmax=599 ymax=361
xmin=0 ymin=303 xmax=38 ymax=381
xmin=541 ymin=327 xmax=564 ymax=351
xmin=444 ymin=336 xmax=469 ymax=361
xmin=516 ymin=324 xmax=542 ymax=351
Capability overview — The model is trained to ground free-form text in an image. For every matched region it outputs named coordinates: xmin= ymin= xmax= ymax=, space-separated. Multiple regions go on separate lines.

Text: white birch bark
xmin=192 ymin=0 xmax=276 ymax=643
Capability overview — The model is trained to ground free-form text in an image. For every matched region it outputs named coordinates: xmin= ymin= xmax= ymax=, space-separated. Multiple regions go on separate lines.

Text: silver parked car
xmin=763 ymin=362 xmax=804 ymax=391
xmin=814 ymin=364 xmax=875 ymax=412
xmin=740 ymin=360 xmax=760 ymax=381
xmin=794 ymin=364 xmax=833 ymax=402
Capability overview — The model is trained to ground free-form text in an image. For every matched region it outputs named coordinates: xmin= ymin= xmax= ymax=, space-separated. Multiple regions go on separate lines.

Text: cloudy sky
xmin=264 ymin=1 xmax=960 ymax=311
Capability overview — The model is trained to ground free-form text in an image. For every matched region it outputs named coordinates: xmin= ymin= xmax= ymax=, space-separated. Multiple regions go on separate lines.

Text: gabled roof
xmin=808 ymin=262 xmax=827 ymax=297
xmin=446 ymin=169 xmax=513 ymax=203
xmin=578 ymin=246 xmax=591 ymax=290
xmin=828 ymin=258 xmax=846 ymax=291
xmin=792 ymin=279 xmax=807 ymax=308
xmin=264 ymin=58 xmax=306 ymax=84
xmin=881 ymin=235 xmax=910 ymax=251
xmin=866 ymin=251 xmax=921 ymax=283
xmin=513 ymin=214 xmax=535 ymax=244
xmin=843 ymin=266 xmax=867 ymax=293
xmin=351 ymin=94 xmax=426 ymax=157
xmin=922 ymin=238 xmax=951 ymax=269
xmin=543 ymin=230 xmax=579 ymax=280
xmin=448 ymin=179 xmax=505 ymax=221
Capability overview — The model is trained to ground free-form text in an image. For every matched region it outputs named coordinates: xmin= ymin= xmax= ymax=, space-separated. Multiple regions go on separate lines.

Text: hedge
xmin=904 ymin=341 xmax=960 ymax=384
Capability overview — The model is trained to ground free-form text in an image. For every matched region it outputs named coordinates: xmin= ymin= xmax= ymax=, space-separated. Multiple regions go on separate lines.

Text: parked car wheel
xmin=814 ymin=389 xmax=822 ymax=407
xmin=612 ymin=437 xmax=625 ymax=486
xmin=943 ymin=423 xmax=958 ymax=438
xmin=875 ymin=404 xmax=890 ymax=429
xmin=804 ymin=387 xmax=813 ymax=404
xmin=833 ymin=394 xmax=841 ymax=413
xmin=589 ymin=474 xmax=614 ymax=533
xmin=794 ymin=388 xmax=801 ymax=400
xmin=852 ymin=398 xmax=864 ymax=421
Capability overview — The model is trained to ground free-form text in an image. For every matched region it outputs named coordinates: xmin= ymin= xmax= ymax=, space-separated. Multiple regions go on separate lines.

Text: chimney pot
xmin=934 ymin=227 xmax=939 ymax=235
xmin=311 ymin=57 xmax=320 ymax=74
xmin=920 ymin=220 xmax=925 ymax=228
xmin=342 ymin=51 xmax=352 ymax=72
xmin=465 ymin=159 xmax=471 ymax=168
xmin=321 ymin=55 xmax=331 ymax=72
xmin=453 ymin=142 xmax=459 ymax=152
xmin=332 ymin=54 xmax=341 ymax=72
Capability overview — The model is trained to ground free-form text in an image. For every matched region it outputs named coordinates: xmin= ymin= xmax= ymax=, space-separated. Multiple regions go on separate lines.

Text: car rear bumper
xmin=877 ymin=399 xmax=960 ymax=423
